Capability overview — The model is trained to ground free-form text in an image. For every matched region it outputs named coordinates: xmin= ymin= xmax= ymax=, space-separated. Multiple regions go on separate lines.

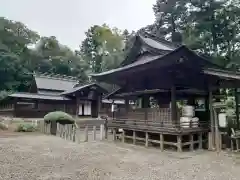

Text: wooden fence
xmin=39 ymin=121 xmax=106 ymax=143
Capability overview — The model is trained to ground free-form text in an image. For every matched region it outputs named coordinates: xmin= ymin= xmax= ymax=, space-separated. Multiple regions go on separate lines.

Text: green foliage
xmin=0 ymin=90 xmax=12 ymax=100
xmin=0 ymin=122 xmax=8 ymax=130
xmin=44 ymin=111 xmax=75 ymax=125
xmin=150 ymin=0 xmax=240 ymax=68
xmin=15 ymin=123 xmax=37 ymax=132
xmin=80 ymin=24 xmax=126 ymax=74
xmin=0 ymin=17 xmax=90 ymax=92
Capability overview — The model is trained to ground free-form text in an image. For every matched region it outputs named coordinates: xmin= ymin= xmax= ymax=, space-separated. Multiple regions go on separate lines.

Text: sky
xmin=0 ymin=0 xmax=156 ymax=50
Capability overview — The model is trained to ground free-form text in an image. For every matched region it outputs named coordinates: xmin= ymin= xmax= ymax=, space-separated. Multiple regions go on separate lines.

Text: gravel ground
xmin=0 ymin=135 xmax=240 ymax=180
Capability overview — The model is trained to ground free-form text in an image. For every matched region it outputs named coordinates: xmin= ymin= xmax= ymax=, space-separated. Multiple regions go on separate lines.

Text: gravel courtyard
xmin=0 ymin=135 xmax=240 ymax=180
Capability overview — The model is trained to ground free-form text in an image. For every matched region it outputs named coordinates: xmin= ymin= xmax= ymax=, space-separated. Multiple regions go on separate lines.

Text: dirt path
xmin=0 ymin=135 xmax=240 ymax=180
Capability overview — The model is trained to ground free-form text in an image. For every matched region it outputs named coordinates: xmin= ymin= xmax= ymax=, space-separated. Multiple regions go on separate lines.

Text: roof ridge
xmin=34 ymin=72 xmax=78 ymax=82
xmin=139 ymin=31 xmax=177 ymax=49
xmin=14 ymin=92 xmax=64 ymax=97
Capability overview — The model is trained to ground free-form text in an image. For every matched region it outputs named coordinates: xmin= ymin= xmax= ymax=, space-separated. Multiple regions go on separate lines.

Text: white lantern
xmin=182 ymin=106 xmax=195 ymax=117
xmin=218 ymin=113 xmax=227 ymax=128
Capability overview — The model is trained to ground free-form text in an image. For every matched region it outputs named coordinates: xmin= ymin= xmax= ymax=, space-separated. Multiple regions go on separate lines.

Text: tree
xmin=0 ymin=17 xmax=40 ymax=92
xmin=0 ymin=17 xmax=89 ymax=93
xmin=33 ymin=36 xmax=89 ymax=81
xmin=150 ymin=0 xmax=240 ymax=67
xmin=152 ymin=0 xmax=189 ymax=42
xmin=80 ymin=24 xmax=125 ymax=74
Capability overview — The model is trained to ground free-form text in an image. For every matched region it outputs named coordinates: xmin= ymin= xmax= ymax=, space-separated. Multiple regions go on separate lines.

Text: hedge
xmin=44 ymin=111 xmax=75 ymax=125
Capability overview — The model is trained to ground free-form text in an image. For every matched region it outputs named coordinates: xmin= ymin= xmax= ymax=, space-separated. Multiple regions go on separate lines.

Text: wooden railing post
xmin=145 ymin=132 xmax=149 ymax=147
xmin=93 ymin=126 xmax=96 ymax=141
xmin=100 ymin=124 xmax=104 ymax=140
xmin=72 ymin=125 xmax=76 ymax=142
xmin=104 ymin=119 xmax=108 ymax=140
xmin=160 ymin=134 xmax=164 ymax=151
xmin=112 ymin=128 xmax=116 ymax=141
xmin=177 ymin=135 xmax=182 ymax=152
xmin=84 ymin=126 xmax=88 ymax=142
xmin=122 ymin=130 xmax=125 ymax=143
xmin=133 ymin=131 xmax=136 ymax=144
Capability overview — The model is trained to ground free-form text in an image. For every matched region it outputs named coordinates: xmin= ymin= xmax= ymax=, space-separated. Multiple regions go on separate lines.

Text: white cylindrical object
xmin=180 ymin=117 xmax=191 ymax=128
xmin=182 ymin=106 xmax=195 ymax=117
xmin=191 ymin=117 xmax=199 ymax=128
xmin=219 ymin=113 xmax=227 ymax=128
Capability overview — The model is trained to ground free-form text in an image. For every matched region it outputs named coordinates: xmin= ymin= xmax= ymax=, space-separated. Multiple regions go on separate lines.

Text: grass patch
xmin=15 ymin=123 xmax=37 ymax=132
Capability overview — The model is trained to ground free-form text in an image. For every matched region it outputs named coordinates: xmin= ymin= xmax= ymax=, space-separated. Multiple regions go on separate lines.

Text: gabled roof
xmin=61 ymin=83 xmax=107 ymax=96
xmin=139 ymin=33 xmax=175 ymax=51
xmin=92 ymin=45 xmax=222 ymax=79
xmin=33 ymin=73 xmax=78 ymax=92
xmin=120 ymin=32 xmax=176 ymax=66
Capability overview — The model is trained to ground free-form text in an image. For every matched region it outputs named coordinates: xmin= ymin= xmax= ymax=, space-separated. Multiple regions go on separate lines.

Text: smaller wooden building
xmin=0 ymin=73 xmax=109 ymax=118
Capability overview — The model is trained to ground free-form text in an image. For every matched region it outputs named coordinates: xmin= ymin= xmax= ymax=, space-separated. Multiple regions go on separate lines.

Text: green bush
xmin=0 ymin=122 xmax=8 ymax=130
xmin=15 ymin=123 xmax=37 ymax=132
xmin=44 ymin=111 xmax=75 ymax=125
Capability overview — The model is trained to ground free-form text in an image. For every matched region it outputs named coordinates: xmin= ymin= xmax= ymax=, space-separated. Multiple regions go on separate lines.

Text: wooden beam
xmin=76 ymin=97 xmax=80 ymax=118
xmin=190 ymin=134 xmax=194 ymax=151
xmin=171 ymin=85 xmax=177 ymax=124
xmin=235 ymin=88 xmax=240 ymax=129
xmin=125 ymin=97 xmax=130 ymax=113
xmin=13 ymin=98 xmax=17 ymax=117
xmin=214 ymin=109 xmax=220 ymax=152
xmin=142 ymin=95 xmax=150 ymax=121
xmin=198 ymin=132 xmax=203 ymax=149
xmin=209 ymin=88 xmax=215 ymax=149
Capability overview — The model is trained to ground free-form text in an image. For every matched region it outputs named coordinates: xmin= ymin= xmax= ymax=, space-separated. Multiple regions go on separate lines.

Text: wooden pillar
xmin=171 ymin=85 xmax=177 ymax=124
xmin=34 ymin=100 xmax=39 ymax=109
xmin=13 ymin=98 xmax=17 ymax=117
xmin=133 ymin=131 xmax=136 ymax=145
xmin=187 ymin=96 xmax=195 ymax=106
xmin=209 ymin=88 xmax=215 ymax=149
xmin=91 ymin=100 xmax=98 ymax=118
xmin=235 ymin=88 xmax=240 ymax=129
xmin=205 ymin=94 xmax=210 ymax=124
xmin=198 ymin=132 xmax=203 ymax=149
xmin=214 ymin=109 xmax=220 ymax=152
xmin=190 ymin=134 xmax=194 ymax=151
xmin=177 ymin=135 xmax=182 ymax=152
xmin=63 ymin=103 xmax=66 ymax=112
xmin=76 ymin=97 xmax=80 ymax=118
xmin=125 ymin=97 xmax=130 ymax=113
xmin=97 ymin=94 xmax=102 ymax=117
xmin=142 ymin=95 xmax=150 ymax=122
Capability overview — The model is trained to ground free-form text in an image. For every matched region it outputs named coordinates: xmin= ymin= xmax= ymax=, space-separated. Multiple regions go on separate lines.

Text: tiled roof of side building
xmin=34 ymin=73 xmax=78 ymax=92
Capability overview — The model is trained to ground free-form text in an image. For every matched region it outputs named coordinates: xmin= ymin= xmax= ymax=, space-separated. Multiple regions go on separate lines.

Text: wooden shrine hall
xmin=92 ymin=32 xmax=240 ymax=152
xmin=0 ymin=73 xmax=108 ymax=118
